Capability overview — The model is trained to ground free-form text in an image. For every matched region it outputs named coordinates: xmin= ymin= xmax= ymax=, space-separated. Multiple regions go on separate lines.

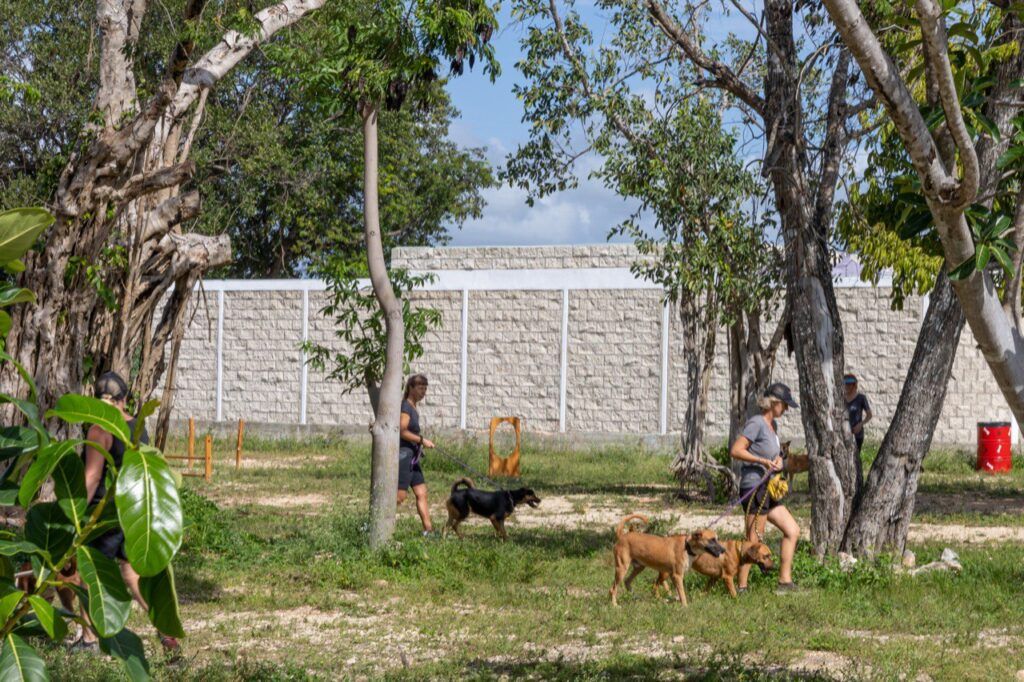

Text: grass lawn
xmin=45 ymin=435 xmax=1024 ymax=680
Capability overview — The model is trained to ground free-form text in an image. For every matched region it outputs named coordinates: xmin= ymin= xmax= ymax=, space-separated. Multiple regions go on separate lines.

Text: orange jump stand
xmin=488 ymin=416 xmax=522 ymax=477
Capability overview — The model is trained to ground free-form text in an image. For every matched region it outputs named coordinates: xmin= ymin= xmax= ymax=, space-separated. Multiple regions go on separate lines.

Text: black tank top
xmin=400 ymin=400 xmax=420 ymax=451
xmin=88 ymin=417 xmax=148 ymax=504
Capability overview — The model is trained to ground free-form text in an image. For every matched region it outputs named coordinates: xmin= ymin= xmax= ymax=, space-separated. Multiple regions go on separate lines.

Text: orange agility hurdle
xmin=488 ymin=416 xmax=522 ymax=478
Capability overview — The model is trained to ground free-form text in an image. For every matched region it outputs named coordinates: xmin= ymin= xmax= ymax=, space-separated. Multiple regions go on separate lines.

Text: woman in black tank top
xmin=65 ymin=371 xmax=180 ymax=654
xmin=398 ymin=374 xmax=435 ymax=535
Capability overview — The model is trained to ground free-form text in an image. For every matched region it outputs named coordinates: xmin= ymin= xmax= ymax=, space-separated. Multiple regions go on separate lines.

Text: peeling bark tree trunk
xmin=763 ymin=0 xmax=858 ymax=555
xmin=0 ymin=0 xmax=324 ymax=439
xmin=673 ymin=291 xmax=735 ymax=499
xmin=727 ymin=304 xmax=789 ymax=445
xmin=361 ymin=105 xmax=404 ymax=550
xmin=842 ymin=273 xmax=964 ymax=554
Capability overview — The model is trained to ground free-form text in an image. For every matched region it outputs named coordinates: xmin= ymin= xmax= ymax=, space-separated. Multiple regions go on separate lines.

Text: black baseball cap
xmin=765 ymin=382 xmax=799 ymax=408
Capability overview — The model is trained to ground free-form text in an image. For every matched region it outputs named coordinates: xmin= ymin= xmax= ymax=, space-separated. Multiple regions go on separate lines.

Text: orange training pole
xmin=235 ymin=419 xmax=245 ymax=469
xmin=204 ymin=435 xmax=213 ymax=482
xmin=187 ymin=417 xmax=195 ymax=469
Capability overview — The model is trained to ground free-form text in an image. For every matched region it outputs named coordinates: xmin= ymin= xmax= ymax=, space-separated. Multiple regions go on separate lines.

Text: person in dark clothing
xmin=844 ymin=374 xmax=872 ymax=456
xmin=66 ymin=371 xmax=180 ymax=655
xmin=398 ymin=373 xmax=435 ymax=534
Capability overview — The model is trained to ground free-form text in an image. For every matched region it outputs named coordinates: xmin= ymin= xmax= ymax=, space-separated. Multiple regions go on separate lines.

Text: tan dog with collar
xmin=610 ymin=514 xmax=725 ymax=606
xmin=681 ymin=539 xmax=774 ymax=598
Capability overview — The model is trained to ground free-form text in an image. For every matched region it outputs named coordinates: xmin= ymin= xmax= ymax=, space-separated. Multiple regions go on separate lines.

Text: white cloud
xmin=449 ymin=174 xmax=642 ymax=246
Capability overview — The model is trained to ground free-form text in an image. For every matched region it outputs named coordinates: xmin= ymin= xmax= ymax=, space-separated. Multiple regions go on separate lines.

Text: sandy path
xmin=506 ymin=494 xmax=1024 ymax=544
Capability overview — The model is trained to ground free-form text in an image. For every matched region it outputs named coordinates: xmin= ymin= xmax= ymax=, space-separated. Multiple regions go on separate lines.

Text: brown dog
xmin=682 ymin=540 xmax=774 ymax=598
xmin=610 ymin=514 xmax=725 ymax=606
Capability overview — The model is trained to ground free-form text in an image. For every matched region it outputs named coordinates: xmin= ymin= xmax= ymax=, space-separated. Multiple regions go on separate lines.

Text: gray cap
xmin=766 ymin=382 xmax=798 ymax=408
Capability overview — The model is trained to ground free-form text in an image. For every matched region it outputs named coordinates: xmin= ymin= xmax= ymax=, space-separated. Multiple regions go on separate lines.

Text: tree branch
xmin=646 ymin=0 xmax=766 ymax=116
xmin=915 ymin=0 xmax=979 ymax=208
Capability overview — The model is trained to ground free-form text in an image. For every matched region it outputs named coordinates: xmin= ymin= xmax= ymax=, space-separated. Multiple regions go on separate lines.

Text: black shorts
xmin=741 ymin=483 xmax=781 ymax=516
xmin=398 ymin=447 xmax=425 ymax=491
xmin=89 ymin=528 xmax=127 ymax=561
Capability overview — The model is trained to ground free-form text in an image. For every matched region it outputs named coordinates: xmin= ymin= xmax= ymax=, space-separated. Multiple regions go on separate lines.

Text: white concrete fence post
xmin=215 ymin=289 xmax=225 ymax=423
xmin=460 ymin=288 xmax=469 ymax=430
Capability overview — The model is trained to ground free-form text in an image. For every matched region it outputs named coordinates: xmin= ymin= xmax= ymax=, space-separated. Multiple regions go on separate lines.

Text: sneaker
xmin=775 ymin=582 xmax=801 ymax=594
xmin=160 ymin=635 xmax=182 ymax=664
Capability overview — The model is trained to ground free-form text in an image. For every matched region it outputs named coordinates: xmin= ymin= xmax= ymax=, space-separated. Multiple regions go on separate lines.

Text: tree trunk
xmin=362 ymin=105 xmax=404 ymax=550
xmin=842 ymin=273 xmax=964 ymax=554
xmin=673 ymin=291 xmax=735 ymax=498
xmin=821 ymin=0 xmax=1024 ymax=430
xmin=763 ymin=0 xmax=858 ymax=556
xmin=0 ymin=0 xmax=321 ymax=437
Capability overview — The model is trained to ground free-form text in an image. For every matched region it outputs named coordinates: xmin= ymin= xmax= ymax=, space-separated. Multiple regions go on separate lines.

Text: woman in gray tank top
xmin=730 ymin=382 xmax=801 ymax=594
xmin=398 ymin=374 xmax=435 ymax=535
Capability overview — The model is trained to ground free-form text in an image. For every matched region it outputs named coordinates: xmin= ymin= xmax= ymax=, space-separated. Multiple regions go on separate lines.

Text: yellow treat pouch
xmin=767 ymin=474 xmax=789 ymax=501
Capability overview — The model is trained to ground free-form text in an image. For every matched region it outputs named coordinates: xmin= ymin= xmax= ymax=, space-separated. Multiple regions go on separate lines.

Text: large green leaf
xmin=27 ymin=595 xmax=67 ymax=641
xmin=0 ymin=208 xmax=53 ymax=265
xmin=45 ymin=394 xmax=130 ymax=446
xmin=18 ymin=440 xmax=83 ymax=508
xmin=0 ymin=482 xmax=19 ymax=506
xmin=53 ymin=455 xmax=87 ymax=530
xmin=138 ymin=566 xmax=185 ymax=638
xmin=0 ymin=584 xmax=24 ymax=624
xmin=0 ymin=350 xmax=37 ymax=403
xmin=99 ymin=628 xmax=150 ymax=682
xmin=25 ymin=503 xmax=74 ymax=562
xmin=0 ymin=540 xmax=49 ymax=563
xmin=0 ymin=311 xmax=10 ymax=338
xmin=0 ymin=633 xmax=48 ymax=682
xmin=115 ymin=447 xmax=182 ymax=577
xmin=0 ymin=427 xmax=38 ymax=462
xmin=76 ymin=546 xmax=131 ymax=638
xmin=133 ymin=400 xmax=159 ymax=446
xmin=0 ymin=288 xmax=35 ymax=308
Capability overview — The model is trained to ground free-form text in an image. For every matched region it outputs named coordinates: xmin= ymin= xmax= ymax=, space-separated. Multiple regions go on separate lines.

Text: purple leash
xmin=706 ymin=468 xmax=775 ymax=528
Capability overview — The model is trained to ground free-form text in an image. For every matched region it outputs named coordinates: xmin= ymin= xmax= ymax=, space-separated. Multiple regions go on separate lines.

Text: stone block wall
xmin=167 ymin=246 xmax=1014 ymax=446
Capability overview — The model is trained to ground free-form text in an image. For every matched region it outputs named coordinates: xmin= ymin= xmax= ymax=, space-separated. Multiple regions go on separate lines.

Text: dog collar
xmin=685 ymin=541 xmax=697 ymax=557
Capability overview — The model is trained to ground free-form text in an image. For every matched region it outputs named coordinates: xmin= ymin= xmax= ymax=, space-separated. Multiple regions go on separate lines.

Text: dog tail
xmin=451 ymin=477 xmax=475 ymax=494
xmin=615 ymin=513 xmax=649 ymax=538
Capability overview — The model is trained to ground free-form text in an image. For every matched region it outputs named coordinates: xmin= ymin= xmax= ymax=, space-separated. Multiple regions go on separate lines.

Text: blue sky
xmin=443 ymin=3 xmax=643 ymax=246
xmin=443 ymin=2 xmax=752 ymax=247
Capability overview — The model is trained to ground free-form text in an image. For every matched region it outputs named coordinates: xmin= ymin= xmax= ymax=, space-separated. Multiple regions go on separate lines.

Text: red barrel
xmin=977 ymin=422 xmax=1012 ymax=473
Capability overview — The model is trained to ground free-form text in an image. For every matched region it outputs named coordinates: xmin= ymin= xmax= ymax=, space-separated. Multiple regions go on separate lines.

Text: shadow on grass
xmin=387 ymin=652 xmax=843 ymax=681
xmin=447 ymin=526 xmax=613 ymax=560
xmin=176 ymin=571 xmax=229 ymax=605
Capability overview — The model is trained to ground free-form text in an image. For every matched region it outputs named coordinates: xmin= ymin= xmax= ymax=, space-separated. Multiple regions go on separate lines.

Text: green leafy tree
xmin=303 ymin=260 xmax=441 ymax=415
xmin=828 ymin=0 xmax=1024 ymax=554
xmin=275 ymin=0 xmax=499 ymax=548
xmin=507 ymin=0 xmax=784 ymax=496
xmin=0 ymin=208 xmax=184 ymax=681
xmin=191 ymin=58 xmax=494 ymax=278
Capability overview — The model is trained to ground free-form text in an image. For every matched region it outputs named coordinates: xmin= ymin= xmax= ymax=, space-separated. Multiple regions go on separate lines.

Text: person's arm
xmin=84 ymin=425 xmax=113 ymax=504
xmin=730 ymin=435 xmax=783 ymax=471
xmin=399 ymin=412 xmax=434 ymax=449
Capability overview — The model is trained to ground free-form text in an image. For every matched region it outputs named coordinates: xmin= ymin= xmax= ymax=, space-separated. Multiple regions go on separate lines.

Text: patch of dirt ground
xmin=505 ymin=495 xmax=1024 ymax=544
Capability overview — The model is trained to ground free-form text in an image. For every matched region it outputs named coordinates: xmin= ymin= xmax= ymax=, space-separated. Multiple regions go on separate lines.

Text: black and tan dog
xmin=443 ymin=477 xmax=541 ymax=540
xmin=610 ymin=514 xmax=726 ymax=607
